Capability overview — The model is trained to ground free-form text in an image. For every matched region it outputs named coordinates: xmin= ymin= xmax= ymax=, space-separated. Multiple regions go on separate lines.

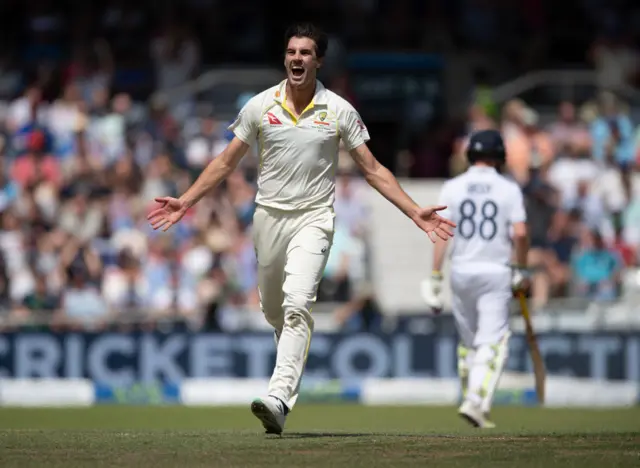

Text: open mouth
xmin=291 ymin=66 xmax=304 ymax=78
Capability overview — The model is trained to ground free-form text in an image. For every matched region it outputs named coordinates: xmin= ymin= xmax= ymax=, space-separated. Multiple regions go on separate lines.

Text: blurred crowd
xmin=0 ymin=0 xmax=383 ymax=332
xmin=1 ymin=0 xmax=638 ymax=99
xmin=0 ymin=81 xmax=371 ymax=332
xmin=452 ymin=92 xmax=640 ymax=310
xmin=0 ymin=0 xmax=637 ymax=330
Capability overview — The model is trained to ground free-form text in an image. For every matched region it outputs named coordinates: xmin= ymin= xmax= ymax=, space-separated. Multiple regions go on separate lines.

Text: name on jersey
xmin=467 ymin=183 xmax=492 ymax=194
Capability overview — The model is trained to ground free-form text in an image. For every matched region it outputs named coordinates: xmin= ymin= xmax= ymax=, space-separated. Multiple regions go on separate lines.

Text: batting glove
xmin=511 ymin=265 xmax=531 ymax=293
xmin=421 ymin=270 xmax=444 ymax=313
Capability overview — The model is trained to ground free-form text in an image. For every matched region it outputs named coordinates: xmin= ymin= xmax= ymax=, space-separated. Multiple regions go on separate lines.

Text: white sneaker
xmin=458 ymin=400 xmax=490 ymax=428
xmin=251 ymin=396 xmax=287 ymax=434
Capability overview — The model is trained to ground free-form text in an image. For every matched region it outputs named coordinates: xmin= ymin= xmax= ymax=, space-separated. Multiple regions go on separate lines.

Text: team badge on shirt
xmin=312 ymin=110 xmax=331 ymax=129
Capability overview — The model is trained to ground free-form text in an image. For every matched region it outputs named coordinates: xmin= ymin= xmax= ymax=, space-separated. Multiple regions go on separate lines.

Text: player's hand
xmin=420 ymin=271 xmax=444 ymax=314
xmin=147 ymin=197 xmax=188 ymax=232
xmin=511 ymin=266 xmax=531 ymax=294
xmin=413 ymin=205 xmax=456 ymax=243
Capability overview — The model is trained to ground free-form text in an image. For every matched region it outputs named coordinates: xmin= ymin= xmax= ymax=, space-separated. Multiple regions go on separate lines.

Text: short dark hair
xmin=284 ymin=23 xmax=328 ymax=59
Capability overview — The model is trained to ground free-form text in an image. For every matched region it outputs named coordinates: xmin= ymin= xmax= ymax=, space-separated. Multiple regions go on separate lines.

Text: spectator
xmin=140 ymin=237 xmax=199 ymax=321
xmin=224 ymin=170 xmax=256 ymax=229
xmin=87 ymin=91 xmax=131 ymax=167
xmin=547 ymin=101 xmax=590 ymax=156
xmin=60 ymin=266 xmax=109 ymax=329
xmin=522 ymin=157 xmax=562 ymax=310
xmin=102 ymin=249 xmax=146 ymax=316
xmin=11 ymin=93 xmax=54 ymax=156
xmin=0 ymin=209 xmax=33 ymax=300
xmin=610 ymin=223 xmax=637 ymax=268
xmin=572 ymin=229 xmax=623 ymax=301
xmin=623 ymin=192 xmax=640 ymax=257
xmin=334 ymin=172 xmax=368 ymax=238
xmin=47 ymin=83 xmax=83 ymax=160
xmin=590 ymin=138 xmax=630 ymax=240
xmin=321 ymin=223 xmax=367 ymax=302
xmin=219 ymin=219 xmax=258 ymax=307
xmin=590 ymin=33 xmax=640 ymax=91
xmin=501 ymin=99 xmax=526 ymax=140
xmin=0 ymin=254 xmax=15 ymax=322
xmin=19 ymin=272 xmax=60 ymax=322
xmin=11 ymin=131 xmax=60 ymax=188
xmin=505 ymin=106 xmax=554 ymax=185
xmin=0 ymin=164 xmax=20 ymax=211
xmin=33 ymin=231 xmax=64 ymax=292
xmin=140 ymin=152 xmax=180 ymax=201
xmin=544 ymin=209 xmax=581 ymax=299
xmin=6 ymin=85 xmax=47 ymax=134
xmin=185 ymin=116 xmax=226 ymax=175
xmin=57 ymin=191 xmax=104 ymax=244
xmin=590 ymin=92 xmax=635 ymax=168
xmin=547 ymin=131 xmax=598 ymax=213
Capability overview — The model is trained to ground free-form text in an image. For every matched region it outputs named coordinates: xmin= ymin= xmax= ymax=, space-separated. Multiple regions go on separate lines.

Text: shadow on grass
xmin=279 ymin=432 xmax=459 ymax=439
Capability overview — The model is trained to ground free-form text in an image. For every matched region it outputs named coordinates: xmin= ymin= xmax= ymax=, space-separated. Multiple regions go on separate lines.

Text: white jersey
xmin=438 ymin=166 xmax=526 ymax=270
xmin=229 ymin=80 xmax=370 ymax=211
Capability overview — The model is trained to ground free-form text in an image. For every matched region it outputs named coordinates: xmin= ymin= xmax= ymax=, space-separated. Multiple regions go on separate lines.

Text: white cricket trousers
xmin=450 ymin=265 xmax=511 ymax=348
xmin=450 ymin=265 xmax=511 ymax=407
xmin=252 ymin=205 xmax=334 ymax=410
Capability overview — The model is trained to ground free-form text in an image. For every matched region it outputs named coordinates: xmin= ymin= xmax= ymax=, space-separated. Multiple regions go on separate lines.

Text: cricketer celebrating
xmin=148 ymin=23 xmax=456 ymax=434
xmin=423 ymin=129 xmax=529 ymax=428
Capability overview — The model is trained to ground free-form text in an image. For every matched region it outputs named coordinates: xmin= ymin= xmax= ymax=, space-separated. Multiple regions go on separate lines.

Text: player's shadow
xmin=279 ymin=432 xmax=448 ymax=439
xmin=280 ymin=432 xmax=369 ymax=439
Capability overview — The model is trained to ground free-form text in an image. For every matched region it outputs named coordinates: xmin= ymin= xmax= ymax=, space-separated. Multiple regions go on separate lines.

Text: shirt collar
xmin=273 ymin=79 xmax=328 ymax=106
xmin=468 ymin=165 xmax=497 ymax=174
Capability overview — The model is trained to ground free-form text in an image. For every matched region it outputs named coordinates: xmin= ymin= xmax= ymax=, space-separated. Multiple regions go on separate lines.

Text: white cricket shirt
xmin=229 ymin=80 xmax=370 ymax=211
xmin=438 ymin=166 xmax=526 ymax=270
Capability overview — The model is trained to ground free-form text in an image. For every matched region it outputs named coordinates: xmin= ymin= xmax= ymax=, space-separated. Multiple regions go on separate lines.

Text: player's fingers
xmin=151 ymin=218 xmax=168 ymax=230
xmin=438 ymin=224 xmax=454 ymax=237
xmin=161 ymin=221 xmax=173 ymax=232
xmin=441 ymin=216 xmax=457 ymax=228
xmin=154 ymin=197 xmax=171 ymax=204
xmin=435 ymin=227 xmax=450 ymax=241
xmin=147 ymin=210 xmax=165 ymax=221
xmin=427 ymin=230 xmax=437 ymax=243
xmin=429 ymin=205 xmax=447 ymax=212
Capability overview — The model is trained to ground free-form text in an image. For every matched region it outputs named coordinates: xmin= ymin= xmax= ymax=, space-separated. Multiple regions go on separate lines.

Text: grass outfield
xmin=0 ymin=405 xmax=638 ymax=467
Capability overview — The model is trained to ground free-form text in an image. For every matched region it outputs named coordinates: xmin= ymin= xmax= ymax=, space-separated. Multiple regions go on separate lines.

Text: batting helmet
xmin=466 ymin=129 xmax=506 ymax=165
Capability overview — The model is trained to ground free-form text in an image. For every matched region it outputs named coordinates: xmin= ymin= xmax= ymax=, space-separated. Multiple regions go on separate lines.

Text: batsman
xmin=422 ymin=129 xmax=530 ymax=428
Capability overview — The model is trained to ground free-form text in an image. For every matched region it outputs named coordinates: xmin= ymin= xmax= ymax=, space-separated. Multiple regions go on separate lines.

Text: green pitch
xmin=0 ymin=405 xmax=638 ymax=467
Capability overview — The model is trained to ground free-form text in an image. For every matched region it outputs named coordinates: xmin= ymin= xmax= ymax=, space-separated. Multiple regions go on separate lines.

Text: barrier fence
xmin=0 ymin=330 xmax=639 ymax=408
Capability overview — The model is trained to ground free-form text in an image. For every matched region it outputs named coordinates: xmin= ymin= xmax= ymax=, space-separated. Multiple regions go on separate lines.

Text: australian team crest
xmin=312 ymin=111 xmax=331 ymax=129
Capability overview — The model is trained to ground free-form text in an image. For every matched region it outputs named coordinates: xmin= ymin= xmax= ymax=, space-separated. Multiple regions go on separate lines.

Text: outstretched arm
xmin=349 ymin=143 xmax=420 ymax=218
xmin=349 ymin=143 xmax=456 ymax=242
xmin=180 ymin=137 xmax=249 ymax=208
xmin=148 ymin=137 xmax=249 ymax=231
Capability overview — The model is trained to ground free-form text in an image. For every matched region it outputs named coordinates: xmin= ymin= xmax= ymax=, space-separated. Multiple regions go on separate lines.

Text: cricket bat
xmin=518 ymin=292 xmax=546 ymax=404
